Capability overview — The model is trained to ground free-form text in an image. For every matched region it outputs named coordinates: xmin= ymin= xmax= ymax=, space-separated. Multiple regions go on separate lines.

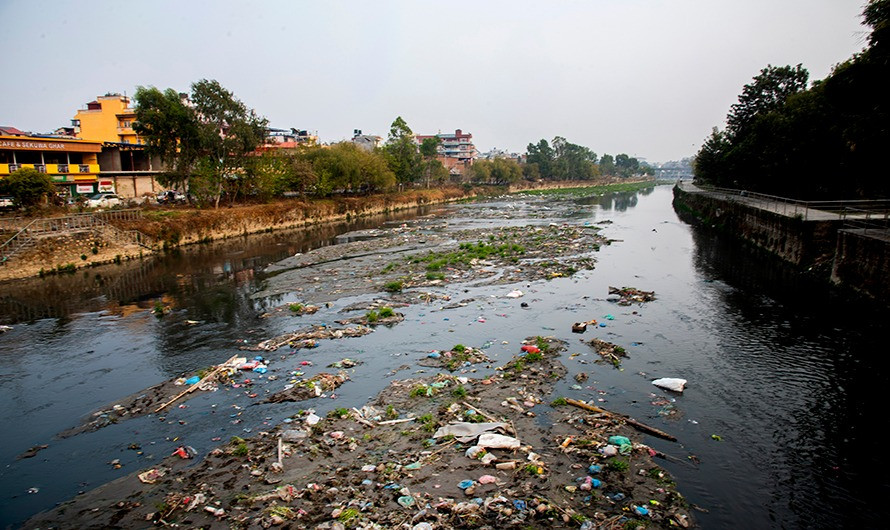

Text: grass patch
xmin=366 ymin=310 xmax=379 ymax=323
xmin=384 ymin=280 xmax=403 ymax=292
xmin=550 ymin=397 xmax=567 ymax=407
xmin=288 ymin=303 xmax=304 ymax=313
xmin=379 ymin=306 xmax=394 ymax=318
xmin=608 ymin=458 xmax=629 ymax=472
xmin=452 ymin=385 xmax=468 ymax=398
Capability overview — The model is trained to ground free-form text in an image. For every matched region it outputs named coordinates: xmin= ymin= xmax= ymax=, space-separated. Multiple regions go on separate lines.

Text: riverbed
xmin=1 ymin=185 xmax=888 ymax=528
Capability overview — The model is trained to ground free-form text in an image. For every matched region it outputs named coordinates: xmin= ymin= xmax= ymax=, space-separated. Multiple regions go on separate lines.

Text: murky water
xmin=1 ymin=186 xmax=888 ymax=528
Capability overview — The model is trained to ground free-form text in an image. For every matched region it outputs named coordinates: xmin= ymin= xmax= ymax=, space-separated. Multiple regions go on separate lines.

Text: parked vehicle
xmin=0 ymin=196 xmax=15 ymax=210
xmin=87 ymin=193 xmax=122 ymax=208
xmin=156 ymin=190 xmax=187 ymax=205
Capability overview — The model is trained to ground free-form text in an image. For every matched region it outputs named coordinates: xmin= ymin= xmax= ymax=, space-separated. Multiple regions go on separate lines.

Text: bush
xmin=6 ymin=168 xmax=54 ymax=208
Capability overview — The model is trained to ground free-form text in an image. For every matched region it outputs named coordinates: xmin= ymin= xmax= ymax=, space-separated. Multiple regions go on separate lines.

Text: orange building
xmin=72 ymin=93 xmax=141 ymax=144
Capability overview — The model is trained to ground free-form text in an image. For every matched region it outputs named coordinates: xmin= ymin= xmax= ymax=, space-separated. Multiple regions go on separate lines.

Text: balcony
xmin=1 ymin=163 xmax=99 ymax=175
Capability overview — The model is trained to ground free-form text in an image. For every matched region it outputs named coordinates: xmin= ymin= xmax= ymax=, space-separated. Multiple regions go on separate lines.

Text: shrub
xmin=379 ymin=306 xmax=395 ymax=318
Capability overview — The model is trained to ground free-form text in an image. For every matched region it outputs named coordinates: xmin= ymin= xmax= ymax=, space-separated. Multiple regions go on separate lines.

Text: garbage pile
xmin=248 ymin=325 xmax=374 ymax=352
xmin=31 ymin=333 xmax=691 ymax=529
xmin=586 ymin=338 xmax=629 ymax=368
xmin=419 ymin=344 xmax=492 ymax=372
xmin=608 ymin=286 xmax=656 ymax=305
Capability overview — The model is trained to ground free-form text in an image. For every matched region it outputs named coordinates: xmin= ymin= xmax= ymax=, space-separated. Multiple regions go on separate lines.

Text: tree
xmin=599 ymin=154 xmax=616 ymax=176
xmin=6 ymin=168 xmax=54 ymax=208
xmin=726 ymin=64 xmax=809 ymax=138
xmin=134 ymin=87 xmax=202 ymax=191
xmin=189 ymin=79 xmax=268 ymax=207
xmin=134 ymin=80 xmax=267 ymax=207
xmin=382 ymin=116 xmax=421 ymax=187
xmin=526 ymin=139 xmax=555 ymax=179
xmin=552 ymin=136 xmax=597 ymax=180
xmin=419 ymin=136 xmax=441 ymax=188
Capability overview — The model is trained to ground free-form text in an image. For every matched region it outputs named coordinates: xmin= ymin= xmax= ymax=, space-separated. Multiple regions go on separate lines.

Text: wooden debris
xmin=565 ymin=398 xmax=677 ymax=442
xmin=154 ymin=355 xmax=238 ymax=413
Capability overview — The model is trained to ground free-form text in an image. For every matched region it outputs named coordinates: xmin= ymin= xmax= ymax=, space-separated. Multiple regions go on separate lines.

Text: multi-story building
xmin=72 ymin=93 xmax=141 ymax=145
xmin=1 ymin=126 xmax=107 ymax=196
xmin=71 ymin=94 xmax=162 ymax=199
xmin=414 ymin=129 xmax=477 ymax=175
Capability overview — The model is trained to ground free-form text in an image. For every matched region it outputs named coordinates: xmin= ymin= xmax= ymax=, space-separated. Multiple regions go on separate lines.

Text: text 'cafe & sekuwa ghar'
xmin=0 ymin=132 xmax=114 ymax=196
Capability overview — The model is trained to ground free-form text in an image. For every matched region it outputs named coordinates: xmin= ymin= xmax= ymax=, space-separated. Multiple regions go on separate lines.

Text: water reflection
xmin=0 ymin=207 xmax=436 ymax=325
xmin=683 ymin=212 xmax=890 ymax=528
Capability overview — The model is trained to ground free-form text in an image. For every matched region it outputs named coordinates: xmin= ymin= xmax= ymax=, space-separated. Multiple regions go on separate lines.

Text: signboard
xmin=98 ymin=180 xmax=114 ymax=193
xmin=76 ymin=184 xmax=95 ymax=194
xmin=0 ymin=137 xmax=102 ymax=153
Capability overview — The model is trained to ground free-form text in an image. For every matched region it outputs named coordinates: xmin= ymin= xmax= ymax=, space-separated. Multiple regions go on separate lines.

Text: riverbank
xmin=0 ymin=180 xmax=654 ymax=283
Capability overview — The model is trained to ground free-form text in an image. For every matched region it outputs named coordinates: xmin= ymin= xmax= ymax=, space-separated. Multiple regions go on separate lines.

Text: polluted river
xmin=1 ymin=184 xmax=888 ymax=528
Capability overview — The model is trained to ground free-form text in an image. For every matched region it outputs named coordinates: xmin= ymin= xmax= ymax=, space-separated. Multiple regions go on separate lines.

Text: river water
xmin=1 ymin=185 xmax=888 ymax=528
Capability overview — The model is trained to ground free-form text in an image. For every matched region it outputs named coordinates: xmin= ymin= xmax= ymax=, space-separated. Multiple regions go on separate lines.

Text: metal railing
xmin=0 ymin=210 xmax=153 ymax=263
xmin=687 ymin=183 xmax=890 ymax=221
xmin=841 ymin=206 xmax=890 ymax=236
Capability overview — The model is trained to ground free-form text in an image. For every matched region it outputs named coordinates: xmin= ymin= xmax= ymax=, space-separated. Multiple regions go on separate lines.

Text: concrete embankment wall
xmin=831 ymin=230 xmax=890 ymax=300
xmin=672 ymin=185 xmax=840 ymax=268
xmin=673 ymin=184 xmax=890 ymax=300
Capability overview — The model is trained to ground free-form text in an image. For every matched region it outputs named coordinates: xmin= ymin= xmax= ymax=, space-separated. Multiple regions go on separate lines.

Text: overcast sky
xmin=0 ymin=0 xmax=869 ymax=162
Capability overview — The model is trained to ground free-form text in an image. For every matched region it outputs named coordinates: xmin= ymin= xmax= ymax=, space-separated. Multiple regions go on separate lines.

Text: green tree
xmin=420 ymin=136 xmax=441 ymax=188
xmin=526 ymin=139 xmax=555 ymax=179
xmin=599 ymin=154 xmax=616 ymax=176
xmin=552 ymin=136 xmax=597 ymax=180
xmin=382 ymin=116 xmax=421 ymax=187
xmin=6 ymin=168 xmax=54 ymax=208
xmin=725 ymin=64 xmax=809 ymax=139
xmin=189 ymin=79 xmax=268 ymax=207
xmin=134 ymin=86 xmax=202 ymax=192
xmin=134 ymin=80 xmax=267 ymax=207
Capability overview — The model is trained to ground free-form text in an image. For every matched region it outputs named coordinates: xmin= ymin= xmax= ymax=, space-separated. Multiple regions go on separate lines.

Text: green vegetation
xmin=410 ymin=385 xmax=430 ymax=398
xmin=379 ymin=306 xmax=394 ymax=318
xmin=328 ymin=408 xmax=350 ymax=418
xmin=518 ymin=180 xmax=655 ymax=197
xmin=2 ymin=168 xmax=55 ymax=208
xmin=451 ymin=385 xmax=468 ymax=398
xmin=385 ymin=405 xmax=398 ymax=419
xmin=288 ymin=303 xmax=304 ymax=313
xmin=337 ymin=508 xmax=360 ymax=523
xmin=452 ymin=344 xmax=466 ymax=353
xmin=608 ymin=458 xmax=629 ymax=472
xmin=412 ymin=241 xmax=526 ymax=271
xmin=366 ymin=310 xmax=379 ymax=323
xmin=694 ymin=0 xmax=890 ymax=198
xmin=233 ymin=442 xmax=249 ymax=457
xmin=384 ymin=280 xmax=403 ymax=292
xmin=550 ymin=397 xmax=568 ymax=407
xmin=418 ymin=413 xmax=436 ymax=432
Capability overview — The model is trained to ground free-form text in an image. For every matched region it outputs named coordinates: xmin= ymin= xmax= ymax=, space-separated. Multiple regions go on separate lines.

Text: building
xmin=73 ymin=93 xmax=141 ymax=145
xmin=1 ymin=127 xmax=108 ymax=196
xmin=414 ymin=129 xmax=477 ymax=175
xmin=351 ymin=130 xmax=383 ymax=151
xmin=478 ymin=147 xmax=524 ymax=165
xmin=263 ymin=127 xmax=318 ymax=149
xmin=71 ymin=93 xmax=163 ymax=199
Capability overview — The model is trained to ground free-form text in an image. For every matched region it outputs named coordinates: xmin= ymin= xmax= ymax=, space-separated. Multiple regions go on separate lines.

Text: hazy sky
xmin=0 ymin=0 xmax=869 ymax=162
